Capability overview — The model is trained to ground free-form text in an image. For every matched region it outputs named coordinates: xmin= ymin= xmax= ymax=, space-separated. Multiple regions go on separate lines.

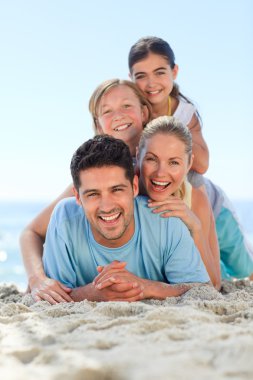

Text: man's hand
xmin=70 ymin=279 xmax=144 ymax=302
xmin=29 ymin=275 xmax=74 ymax=304
xmin=89 ymin=261 xmax=144 ymax=301
xmin=91 ymin=281 xmax=144 ymax=302
xmin=93 ymin=261 xmax=191 ymax=300
xmin=94 ymin=262 xmax=144 ymax=289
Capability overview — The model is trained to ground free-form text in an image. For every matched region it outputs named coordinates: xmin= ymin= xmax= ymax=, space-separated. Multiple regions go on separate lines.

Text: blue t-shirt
xmin=43 ymin=196 xmax=209 ymax=288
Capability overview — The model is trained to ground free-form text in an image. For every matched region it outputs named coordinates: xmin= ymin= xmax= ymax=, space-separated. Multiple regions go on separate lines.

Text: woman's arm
xmin=191 ymin=188 xmax=221 ymax=290
xmin=148 ymin=191 xmax=221 ymax=290
xmin=188 ymin=113 xmax=209 ymax=174
xmin=19 ymin=184 xmax=74 ymax=302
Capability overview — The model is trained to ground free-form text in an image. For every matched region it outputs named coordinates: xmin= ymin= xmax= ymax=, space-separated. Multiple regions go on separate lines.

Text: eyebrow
xmin=134 ymin=66 xmax=168 ymax=76
xmin=101 ymin=98 xmax=133 ymax=108
xmin=81 ymin=189 xmax=98 ymax=195
xmin=81 ymin=183 xmax=128 ymax=195
xmin=145 ymin=152 xmax=183 ymax=160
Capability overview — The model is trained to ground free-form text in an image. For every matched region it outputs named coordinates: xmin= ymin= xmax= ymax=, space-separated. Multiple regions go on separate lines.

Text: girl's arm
xmin=188 ymin=113 xmax=209 ymax=174
xmin=19 ymin=184 xmax=74 ymax=302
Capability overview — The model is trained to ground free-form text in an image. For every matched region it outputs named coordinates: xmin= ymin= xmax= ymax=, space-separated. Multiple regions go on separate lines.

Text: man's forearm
xmin=70 ymin=283 xmax=97 ymax=302
xmin=93 ymin=270 xmax=194 ymax=301
xmin=141 ymin=279 xmax=191 ymax=300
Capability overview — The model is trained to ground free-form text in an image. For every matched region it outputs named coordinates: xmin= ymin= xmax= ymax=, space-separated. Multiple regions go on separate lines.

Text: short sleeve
xmin=43 ymin=214 xmax=77 ymax=288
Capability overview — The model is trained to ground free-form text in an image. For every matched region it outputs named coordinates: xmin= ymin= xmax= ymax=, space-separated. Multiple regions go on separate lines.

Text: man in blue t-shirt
xmin=43 ymin=135 xmax=210 ymax=302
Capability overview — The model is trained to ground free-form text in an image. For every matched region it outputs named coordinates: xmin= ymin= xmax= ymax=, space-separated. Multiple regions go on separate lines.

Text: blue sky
xmin=0 ymin=0 xmax=252 ymax=201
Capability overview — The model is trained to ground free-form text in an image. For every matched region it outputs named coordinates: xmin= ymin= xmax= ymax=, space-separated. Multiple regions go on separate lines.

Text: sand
xmin=0 ymin=281 xmax=253 ymax=380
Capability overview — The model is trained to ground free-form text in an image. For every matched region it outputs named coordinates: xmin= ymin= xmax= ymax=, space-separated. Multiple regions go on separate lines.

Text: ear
xmin=135 ymin=147 xmax=140 ymax=173
xmin=73 ymin=186 xmax=82 ymax=206
xmin=128 ymin=72 xmax=133 ymax=80
xmin=172 ymin=64 xmax=179 ymax=80
xmin=132 ymin=175 xmax=139 ymax=197
xmin=136 ymin=146 xmax=139 ymax=161
xmin=187 ymin=154 xmax=194 ymax=172
xmin=141 ymin=105 xmax=150 ymax=125
xmin=94 ymin=119 xmax=104 ymax=135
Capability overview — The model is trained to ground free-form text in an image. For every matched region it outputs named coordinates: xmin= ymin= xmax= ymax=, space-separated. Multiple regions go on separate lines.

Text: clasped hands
xmin=92 ymin=261 xmax=190 ymax=302
xmin=92 ymin=261 xmax=146 ymax=302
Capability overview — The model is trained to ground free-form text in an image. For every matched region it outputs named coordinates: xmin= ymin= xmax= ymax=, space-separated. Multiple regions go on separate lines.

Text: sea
xmin=0 ymin=200 xmax=253 ymax=291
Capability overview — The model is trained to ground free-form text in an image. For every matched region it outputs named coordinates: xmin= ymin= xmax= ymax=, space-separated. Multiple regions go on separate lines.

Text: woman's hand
xmin=148 ymin=196 xmax=201 ymax=234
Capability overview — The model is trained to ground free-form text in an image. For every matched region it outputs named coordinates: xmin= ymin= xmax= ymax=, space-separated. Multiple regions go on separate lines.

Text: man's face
xmin=74 ymin=166 xmax=139 ymax=248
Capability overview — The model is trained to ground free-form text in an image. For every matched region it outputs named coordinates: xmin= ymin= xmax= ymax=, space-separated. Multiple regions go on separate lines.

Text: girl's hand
xmin=148 ymin=197 xmax=201 ymax=234
xmin=30 ymin=275 xmax=73 ymax=304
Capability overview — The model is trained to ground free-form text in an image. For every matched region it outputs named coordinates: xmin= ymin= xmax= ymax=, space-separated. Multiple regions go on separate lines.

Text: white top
xmin=173 ymin=97 xmax=196 ymax=126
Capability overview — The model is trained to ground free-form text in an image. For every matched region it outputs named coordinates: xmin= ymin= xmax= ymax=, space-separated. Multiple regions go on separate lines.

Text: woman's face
xmin=138 ymin=133 xmax=192 ymax=201
xmin=131 ymin=53 xmax=178 ymax=106
xmin=96 ymin=85 xmax=145 ymax=155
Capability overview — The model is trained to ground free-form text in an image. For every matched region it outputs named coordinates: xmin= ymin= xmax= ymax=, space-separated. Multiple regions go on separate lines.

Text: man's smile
xmin=98 ymin=212 xmax=121 ymax=224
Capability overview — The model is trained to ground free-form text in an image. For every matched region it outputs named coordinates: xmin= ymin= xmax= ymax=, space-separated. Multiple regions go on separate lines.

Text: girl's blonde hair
xmin=89 ymin=79 xmax=152 ymax=134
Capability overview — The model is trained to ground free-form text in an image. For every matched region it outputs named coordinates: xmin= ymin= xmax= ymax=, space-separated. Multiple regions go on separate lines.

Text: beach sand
xmin=0 ymin=281 xmax=253 ymax=380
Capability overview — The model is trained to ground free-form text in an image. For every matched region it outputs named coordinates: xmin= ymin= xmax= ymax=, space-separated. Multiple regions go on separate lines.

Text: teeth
xmin=115 ymin=124 xmax=130 ymax=131
xmin=100 ymin=213 xmax=120 ymax=221
xmin=152 ymin=180 xmax=170 ymax=186
xmin=148 ymin=90 xmax=160 ymax=94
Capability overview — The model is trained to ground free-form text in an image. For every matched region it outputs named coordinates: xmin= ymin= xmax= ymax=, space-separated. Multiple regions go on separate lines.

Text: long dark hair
xmin=128 ymin=36 xmax=197 ymax=108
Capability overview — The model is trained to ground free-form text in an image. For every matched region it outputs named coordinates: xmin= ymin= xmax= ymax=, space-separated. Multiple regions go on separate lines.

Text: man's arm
xmin=92 ymin=262 xmax=191 ymax=300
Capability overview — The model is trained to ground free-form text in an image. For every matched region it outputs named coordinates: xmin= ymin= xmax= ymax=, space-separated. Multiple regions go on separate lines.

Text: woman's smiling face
xmin=138 ymin=132 xmax=192 ymax=201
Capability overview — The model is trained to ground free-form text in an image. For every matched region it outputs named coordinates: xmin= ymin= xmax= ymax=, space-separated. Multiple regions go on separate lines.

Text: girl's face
xmin=131 ymin=53 xmax=178 ymax=106
xmin=138 ymin=133 xmax=192 ymax=201
xmin=96 ymin=85 xmax=146 ymax=155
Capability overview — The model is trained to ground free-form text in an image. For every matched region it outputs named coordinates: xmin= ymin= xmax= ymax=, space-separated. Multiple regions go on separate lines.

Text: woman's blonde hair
xmin=89 ymin=79 xmax=152 ymax=134
xmin=139 ymin=115 xmax=192 ymax=160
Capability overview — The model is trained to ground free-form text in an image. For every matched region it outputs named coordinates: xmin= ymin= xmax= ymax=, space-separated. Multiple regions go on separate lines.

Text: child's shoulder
xmin=173 ymin=96 xmax=196 ymax=126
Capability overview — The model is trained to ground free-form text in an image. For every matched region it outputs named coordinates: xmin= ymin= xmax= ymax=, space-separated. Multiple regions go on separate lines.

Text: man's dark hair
xmin=70 ymin=135 xmax=134 ymax=191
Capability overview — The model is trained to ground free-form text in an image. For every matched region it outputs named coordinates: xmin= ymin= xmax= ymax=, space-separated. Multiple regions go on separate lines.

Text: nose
xmin=112 ymin=109 xmax=124 ymax=121
xmin=155 ymin=161 xmax=168 ymax=177
xmin=99 ymin=194 xmax=115 ymax=214
xmin=146 ymin=75 xmax=155 ymax=88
